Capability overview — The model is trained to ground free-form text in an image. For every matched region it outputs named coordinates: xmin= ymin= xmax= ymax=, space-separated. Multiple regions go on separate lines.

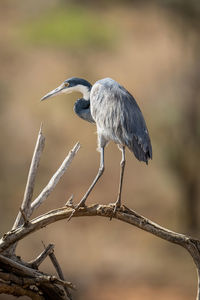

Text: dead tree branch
xmin=29 ymin=142 xmax=80 ymax=216
xmin=0 ymin=127 xmax=200 ymax=299
xmin=1 ymin=204 xmax=200 ymax=298
xmin=0 ymin=204 xmax=199 ymax=262
xmin=13 ymin=124 xmax=45 ymax=230
xmin=29 ymin=244 xmax=55 ymax=269
xmin=47 ymin=243 xmax=72 ymax=300
xmin=0 ymin=127 xmax=80 ymax=299
xmin=0 ymin=254 xmax=76 ymax=290
xmin=0 ymin=279 xmax=45 ymax=300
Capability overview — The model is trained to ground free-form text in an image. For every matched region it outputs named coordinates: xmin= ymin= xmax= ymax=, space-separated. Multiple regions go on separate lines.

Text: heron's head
xmin=41 ymin=77 xmax=92 ymax=101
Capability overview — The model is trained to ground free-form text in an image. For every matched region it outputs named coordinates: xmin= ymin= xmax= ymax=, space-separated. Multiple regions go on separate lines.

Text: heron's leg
xmin=116 ymin=146 xmax=126 ymax=207
xmin=68 ymin=147 xmax=105 ymax=220
xmin=79 ymin=146 xmax=105 ymax=206
xmin=110 ymin=146 xmax=125 ymax=218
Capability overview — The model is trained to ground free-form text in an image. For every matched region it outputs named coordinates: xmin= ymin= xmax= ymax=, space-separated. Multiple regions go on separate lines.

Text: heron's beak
xmin=40 ymin=83 xmax=67 ymax=101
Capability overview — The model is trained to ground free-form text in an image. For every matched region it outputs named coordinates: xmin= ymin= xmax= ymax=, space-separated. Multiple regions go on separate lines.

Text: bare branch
xmin=0 ymin=279 xmax=45 ymax=300
xmin=0 ymin=254 xmax=76 ymax=291
xmin=29 ymin=142 xmax=80 ymax=216
xmin=13 ymin=125 xmax=45 ymax=229
xmin=48 ymin=246 xmax=72 ymax=300
xmin=0 ymin=205 xmax=184 ymax=250
xmin=0 ymin=254 xmax=45 ymax=277
xmin=0 ymin=126 xmax=199 ymax=299
xmin=19 ymin=208 xmax=30 ymax=226
xmin=0 ymin=203 xmax=200 ymax=298
xmin=0 ymin=204 xmax=199 ymax=263
xmin=49 ymin=251 xmax=65 ymax=281
xmin=0 ymin=271 xmax=70 ymax=300
xmin=29 ymin=244 xmax=55 ymax=269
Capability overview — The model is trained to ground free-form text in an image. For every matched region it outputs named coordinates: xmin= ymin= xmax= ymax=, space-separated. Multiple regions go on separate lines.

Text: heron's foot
xmin=109 ymin=200 xmax=121 ymax=221
xmin=67 ymin=198 xmax=87 ymax=221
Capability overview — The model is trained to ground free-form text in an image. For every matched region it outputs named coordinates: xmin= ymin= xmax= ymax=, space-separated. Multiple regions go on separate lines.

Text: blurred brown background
xmin=0 ymin=0 xmax=200 ymax=299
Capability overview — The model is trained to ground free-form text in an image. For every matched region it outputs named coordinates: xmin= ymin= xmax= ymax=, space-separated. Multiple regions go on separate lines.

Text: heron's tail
xmin=128 ymin=136 xmax=152 ymax=164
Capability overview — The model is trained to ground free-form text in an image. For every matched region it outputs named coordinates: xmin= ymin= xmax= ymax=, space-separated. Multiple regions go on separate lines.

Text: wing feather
xmin=90 ymin=78 xmax=152 ymax=163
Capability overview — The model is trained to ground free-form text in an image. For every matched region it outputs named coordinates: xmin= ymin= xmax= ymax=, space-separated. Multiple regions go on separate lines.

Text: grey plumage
xmin=90 ymin=78 xmax=152 ymax=164
xmin=74 ymin=99 xmax=95 ymax=123
xmin=41 ymin=76 xmax=152 ymax=218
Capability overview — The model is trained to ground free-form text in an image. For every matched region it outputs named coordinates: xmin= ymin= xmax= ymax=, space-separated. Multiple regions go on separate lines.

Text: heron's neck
xmin=75 ymin=84 xmax=91 ymax=101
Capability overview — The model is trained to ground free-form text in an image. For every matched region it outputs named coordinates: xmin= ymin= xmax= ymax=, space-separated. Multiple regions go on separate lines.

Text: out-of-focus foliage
xmin=158 ymin=0 xmax=200 ymax=26
xmin=20 ymin=6 xmax=116 ymax=50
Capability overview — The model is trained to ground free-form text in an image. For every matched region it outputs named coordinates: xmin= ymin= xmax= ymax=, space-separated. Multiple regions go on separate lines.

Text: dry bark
xmin=0 ymin=127 xmax=199 ymax=299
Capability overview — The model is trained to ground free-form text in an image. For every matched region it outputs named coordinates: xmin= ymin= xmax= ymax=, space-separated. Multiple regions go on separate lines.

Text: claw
xmin=109 ymin=202 xmax=120 ymax=221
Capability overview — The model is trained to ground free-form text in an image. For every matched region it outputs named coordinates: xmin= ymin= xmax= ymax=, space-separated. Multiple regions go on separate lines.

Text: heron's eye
xmin=64 ymin=82 xmax=69 ymax=87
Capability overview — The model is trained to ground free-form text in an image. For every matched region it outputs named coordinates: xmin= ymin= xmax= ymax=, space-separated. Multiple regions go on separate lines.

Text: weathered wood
xmin=0 ymin=128 xmax=200 ymax=299
xmin=13 ymin=125 xmax=45 ymax=230
xmin=29 ymin=142 xmax=80 ymax=215
xmin=47 ymin=244 xmax=72 ymax=300
xmin=29 ymin=244 xmax=55 ymax=269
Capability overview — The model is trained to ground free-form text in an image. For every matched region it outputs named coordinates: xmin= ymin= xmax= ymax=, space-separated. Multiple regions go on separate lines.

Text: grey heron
xmin=41 ymin=77 xmax=152 ymax=218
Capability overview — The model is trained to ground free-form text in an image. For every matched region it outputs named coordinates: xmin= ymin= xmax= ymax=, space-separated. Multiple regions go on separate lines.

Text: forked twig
xmin=19 ymin=208 xmax=29 ymax=226
xmin=42 ymin=242 xmax=72 ymax=300
xmin=29 ymin=243 xmax=55 ymax=269
xmin=29 ymin=142 xmax=80 ymax=216
xmin=13 ymin=124 xmax=45 ymax=229
xmin=0 ymin=126 xmax=81 ymax=299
